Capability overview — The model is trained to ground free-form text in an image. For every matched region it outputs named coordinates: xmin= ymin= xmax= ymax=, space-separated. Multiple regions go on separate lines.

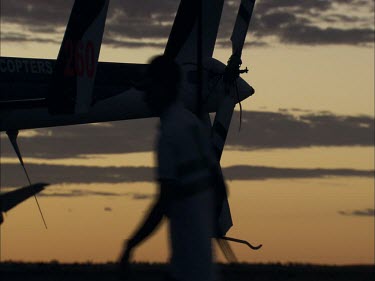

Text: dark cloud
xmin=1 ymin=163 xmax=373 ymax=187
xmin=132 ymin=193 xmax=155 ymax=200
xmin=224 ymin=165 xmax=374 ymax=181
xmin=255 ymin=0 xmax=331 ymax=11
xmin=101 ymin=36 xmax=166 ymax=49
xmin=36 ymin=188 xmax=154 ymax=200
xmin=0 ymin=0 xmax=73 ymax=27
xmin=0 ymin=32 xmax=61 ymax=44
xmin=0 ymin=0 xmax=373 ymax=47
xmin=250 ymin=0 xmax=374 ymax=46
xmin=0 ymin=111 xmax=373 ymax=159
xmin=104 ymin=207 xmax=112 ymax=211
xmin=279 ymin=25 xmax=374 ymax=45
xmin=322 ymin=14 xmax=363 ymax=24
xmin=338 ymin=208 xmax=375 ymax=217
xmin=38 ymin=189 xmax=120 ymax=197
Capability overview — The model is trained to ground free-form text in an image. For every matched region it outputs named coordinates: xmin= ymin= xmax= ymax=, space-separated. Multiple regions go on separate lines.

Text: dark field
xmin=1 ymin=262 xmax=374 ymax=281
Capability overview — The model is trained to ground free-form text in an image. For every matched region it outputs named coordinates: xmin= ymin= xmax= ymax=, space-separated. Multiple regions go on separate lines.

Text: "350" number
xmin=64 ymin=40 xmax=96 ymax=78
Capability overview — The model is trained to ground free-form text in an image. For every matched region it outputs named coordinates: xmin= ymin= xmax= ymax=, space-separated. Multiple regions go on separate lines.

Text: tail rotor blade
xmin=230 ymin=0 xmax=256 ymax=57
xmin=211 ymin=95 xmax=236 ymax=161
xmin=1 ymin=183 xmax=48 ymax=213
xmin=201 ymin=114 xmax=233 ymax=236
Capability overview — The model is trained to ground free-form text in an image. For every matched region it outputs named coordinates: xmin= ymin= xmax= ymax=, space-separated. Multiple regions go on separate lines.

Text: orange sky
xmin=1 ymin=148 xmax=374 ymax=264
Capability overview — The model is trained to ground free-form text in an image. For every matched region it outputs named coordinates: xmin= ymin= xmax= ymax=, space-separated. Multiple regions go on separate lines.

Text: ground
xmin=0 ymin=262 xmax=374 ymax=281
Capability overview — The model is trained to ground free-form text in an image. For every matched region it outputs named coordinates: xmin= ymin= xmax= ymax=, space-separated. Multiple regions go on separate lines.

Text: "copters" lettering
xmin=0 ymin=58 xmax=53 ymax=74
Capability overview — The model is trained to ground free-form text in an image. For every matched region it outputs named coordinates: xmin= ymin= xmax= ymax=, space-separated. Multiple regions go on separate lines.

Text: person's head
xmin=143 ymin=55 xmax=181 ymax=114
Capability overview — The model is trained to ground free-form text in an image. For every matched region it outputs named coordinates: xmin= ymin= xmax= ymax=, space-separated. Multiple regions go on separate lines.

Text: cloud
xmin=0 ymin=0 xmax=73 ymax=27
xmin=1 ymin=111 xmax=373 ymax=159
xmin=100 ymin=37 xmax=166 ymax=49
xmin=338 ymin=208 xmax=375 ymax=217
xmin=250 ymin=0 xmax=374 ymax=46
xmin=0 ymin=32 xmax=61 ymax=44
xmin=224 ymin=165 xmax=374 ymax=181
xmin=0 ymin=0 xmax=373 ymax=47
xmin=37 ymin=189 xmax=121 ymax=197
xmin=132 ymin=193 xmax=155 ymax=200
xmin=1 ymin=163 xmax=373 ymax=187
xmin=35 ymin=187 xmax=154 ymax=200
xmin=278 ymin=25 xmax=374 ymax=45
xmin=227 ymin=111 xmax=374 ymax=149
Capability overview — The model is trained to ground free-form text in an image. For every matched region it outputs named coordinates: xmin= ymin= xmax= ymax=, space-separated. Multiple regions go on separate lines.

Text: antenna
xmin=6 ymin=130 xmax=48 ymax=229
xmin=221 ymin=236 xmax=262 ymax=250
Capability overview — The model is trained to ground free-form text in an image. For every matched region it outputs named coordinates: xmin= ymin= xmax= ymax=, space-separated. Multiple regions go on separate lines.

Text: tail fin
xmin=48 ymin=0 xmax=110 ymax=114
xmin=0 ymin=183 xmax=48 ymax=224
xmin=164 ymin=0 xmax=224 ymax=62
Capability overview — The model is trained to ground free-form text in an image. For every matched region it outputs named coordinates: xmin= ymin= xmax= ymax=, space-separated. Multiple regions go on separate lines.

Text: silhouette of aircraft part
xmin=0 ymin=183 xmax=48 ymax=224
xmin=0 ymin=0 xmax=261 ymax=254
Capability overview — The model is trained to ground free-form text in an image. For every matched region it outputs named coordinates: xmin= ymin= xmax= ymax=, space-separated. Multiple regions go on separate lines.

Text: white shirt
xmin=157 ymin=102 xmax=216 ymax=281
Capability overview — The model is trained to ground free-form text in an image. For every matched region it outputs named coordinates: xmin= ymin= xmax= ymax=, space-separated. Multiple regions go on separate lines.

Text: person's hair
xmin=147 ymin=55 xmax=181 ymax=103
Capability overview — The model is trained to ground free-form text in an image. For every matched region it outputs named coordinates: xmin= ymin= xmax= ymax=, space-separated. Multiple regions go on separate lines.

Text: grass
xmin=0 ymin=261 xmax=374 ymax=281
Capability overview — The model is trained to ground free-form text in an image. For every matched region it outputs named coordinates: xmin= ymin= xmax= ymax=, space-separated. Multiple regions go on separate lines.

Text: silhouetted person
xmin=119 ymin=55 xmax=217 ymax=281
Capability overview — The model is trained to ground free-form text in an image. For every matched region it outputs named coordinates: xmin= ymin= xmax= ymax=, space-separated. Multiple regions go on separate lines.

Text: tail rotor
xmin=211 ymin=0 xmax=259 ymax=262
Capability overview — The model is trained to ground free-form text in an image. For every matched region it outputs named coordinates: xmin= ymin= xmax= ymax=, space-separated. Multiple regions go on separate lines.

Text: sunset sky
xmin=0 ymin=0 xmax=374 ymax=264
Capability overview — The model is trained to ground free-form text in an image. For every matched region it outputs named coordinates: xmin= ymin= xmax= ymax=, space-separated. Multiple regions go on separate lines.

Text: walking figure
xmin=119 ymin=55 xmax=219 ymax=281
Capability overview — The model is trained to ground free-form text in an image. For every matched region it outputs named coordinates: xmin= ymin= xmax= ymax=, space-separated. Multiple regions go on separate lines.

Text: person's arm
xmin=119 ymin=180 xmax=173 ymax=264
